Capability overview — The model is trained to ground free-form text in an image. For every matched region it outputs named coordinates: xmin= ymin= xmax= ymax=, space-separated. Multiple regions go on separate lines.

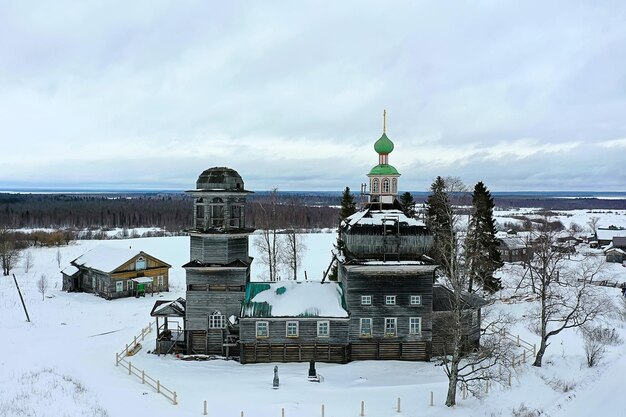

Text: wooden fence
xmin=114 ymin=321 xmax=178 ymax=405
xmin=500 ymin=328 xmax=536 ymax=367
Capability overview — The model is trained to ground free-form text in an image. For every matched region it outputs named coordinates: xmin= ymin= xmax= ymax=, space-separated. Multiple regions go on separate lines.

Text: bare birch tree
xmin=37 ymin=273 xmax=49 ymax=300
xmin=523 ymin=219 xmax=613 ymax=367
xmin=254 ymin=189 xmax=281 ymax=281
xmin=23 ymin=251 xmax=33 ymax=273
xmin=280 ymin=229 xmax=307 ymax=280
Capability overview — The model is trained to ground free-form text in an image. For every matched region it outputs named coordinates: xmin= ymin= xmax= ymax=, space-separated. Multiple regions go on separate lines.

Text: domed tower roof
xmin=196 ymin=167 xmax=245 ymax=191
xmin=374 ymin=132 xmax=394 ymax=155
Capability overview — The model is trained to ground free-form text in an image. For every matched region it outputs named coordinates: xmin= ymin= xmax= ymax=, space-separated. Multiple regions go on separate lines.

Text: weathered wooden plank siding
xmin=343 ymin=228 xmax=433 ymax=259
xmin=190 ymin=236 xmax=249 ymax=264
xmin=239 ymin=319 xmax=349 ymax=345
xmin=185 ymin=268 xmax=248 ymax=331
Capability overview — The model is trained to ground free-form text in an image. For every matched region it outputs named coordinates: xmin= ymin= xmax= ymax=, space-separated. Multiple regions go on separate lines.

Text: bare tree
xmin=427 ymin=177 xmax=511 ymax=406
xmin=581 ymin=325 xmax=622 ymax=367
xmin=280 ymin=229 xmax=307 ymax=280
xmin=56 ymin=248 xmax=62 ymax=269
xmin=0 ymin=226 xmax=21 ymax=276
xmin=523 ymin=219 xmax=613 ymax=367
xmin=23 ymin=251 xmax=34 ymax=273
xmin=587 ymin=216 xmax=600 ymax=238
xmin=37 ymin=273 xmax=49 ymax=300
xmin=254 ymin=189 xmax=281 ymax=281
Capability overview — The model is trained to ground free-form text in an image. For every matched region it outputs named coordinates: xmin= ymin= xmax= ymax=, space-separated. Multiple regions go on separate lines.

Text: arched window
xmin=372 ymin=178 xmax=379 ymax=193
xmin=196 ymin=198 xmax=204 ymax=219
xmin=210 ymin=197 xmax=224 ymax=227
xmin=382 ymin=178 xmax=390 ymax=193
xmin=135 ymin=257 xmax=146 ymax=270
xmin=392 ymin=178 xmax=397 ymax=193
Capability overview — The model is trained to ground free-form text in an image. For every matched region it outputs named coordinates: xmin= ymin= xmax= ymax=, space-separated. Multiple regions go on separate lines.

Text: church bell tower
xmin=367 ymin=110 xmax=400 ymax=207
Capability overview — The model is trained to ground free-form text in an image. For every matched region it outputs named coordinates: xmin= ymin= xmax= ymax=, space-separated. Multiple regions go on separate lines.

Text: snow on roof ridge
xmin=72 ymin=244 xmax=143 ymax=273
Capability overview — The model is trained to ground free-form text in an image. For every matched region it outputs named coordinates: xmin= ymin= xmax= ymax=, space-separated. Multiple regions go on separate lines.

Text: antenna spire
xmin=383 ymin=109 xmax=387 ymax=134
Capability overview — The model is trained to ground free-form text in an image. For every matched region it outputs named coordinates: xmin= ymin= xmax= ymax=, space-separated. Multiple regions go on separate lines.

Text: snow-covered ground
xmin=1 ymin=219 xmax=626 ymax=417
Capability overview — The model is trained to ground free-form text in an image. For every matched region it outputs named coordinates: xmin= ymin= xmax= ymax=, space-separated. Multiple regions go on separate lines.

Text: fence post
xmin=134 ymin=335 xmax=137 ymax=347
xmin=397 ymin=397 xmax=401 ymax=413
xmin=430 ymin=391 xmax=434 ymax=406
xmin=485 ymin=380 xmax=489 ymax=394
xmin=128 ymin=361 xmax=132 ymax=375
xmin=523 ymin=350 xmax=526 ymax=363
xmin=360 ymin=400 xmax=364 ymax=416
xmin=126 ymin=343 xmax=129 ymax=355
xmin=157 ymin=380 xmax=161 ymax=393
xmin=508 ymin=374 xmax=512 ymax=387
xmin=173 ymin=392 xmax=177 ymax=405
xmin=517 ymin=335 xmax=520 ymax=346
xmin=533 ymin=344 xmax=536 ymax=356
xmin=203 ymin=400 xmax=207 ymax=415
xmin=321 ymin=404 xmax=325 ymax=417
xmin=115 ymin=352 xmax=119 ymax=366
xmin=141 ymin=370 xmax=145 ymax=384
xmin=281 ymin=407 xmax=285 ymax=417
xmin=512 ymin=355 xmax=516 ymax=368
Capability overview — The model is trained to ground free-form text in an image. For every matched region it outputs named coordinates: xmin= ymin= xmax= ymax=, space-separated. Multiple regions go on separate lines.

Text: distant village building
xmin=62 ymin=245 xmax=171 ymax=299
xmin=154 ymin=114 xmax=485 ymax=362
xmin=604 ymin=236 xmax=626 ymax=264
xmin=496 ymin=234 xmax=531 ymax=263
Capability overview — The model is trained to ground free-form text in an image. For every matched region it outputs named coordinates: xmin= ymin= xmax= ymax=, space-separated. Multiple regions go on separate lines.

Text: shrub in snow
xmin=511 ymin=403 xmax=543 ymax=417
xmin=581 ymin=325 xmax=623 ymax=367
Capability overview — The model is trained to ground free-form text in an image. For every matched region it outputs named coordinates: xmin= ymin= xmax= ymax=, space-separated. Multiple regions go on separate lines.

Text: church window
xmin=286 ymin=321 xmax=299 ymax=337
xmin=211 ymin=198 xmax=224 ymax=227
xmin=382 ymin=178 xmax=390 ymax=193
xmin=392 ymin=178 xmax=397 ymax=193
xmin=256 ymin=321 xmax=269 ymax=338
xmin=209 ymin=313 xmax=225 ymax=329
xmin=317 ymin=321 xmax=330 ymax=337
xmin=360 ymin=318 xmax=372 ymax=337
xmin=372 ymin=178 xmax=379 ymax=193
xmin=409 ymin=317 xmax=422 ymax=335
xmin=385 ymin=318 xmax=397 ymax=336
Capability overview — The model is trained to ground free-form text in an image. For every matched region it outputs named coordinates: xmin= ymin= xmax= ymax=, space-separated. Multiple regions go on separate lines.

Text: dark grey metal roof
xmin=195 ymin=167 xmax=246 ymax=191
xmin=432 ymin=285 xmax=488 ymax=311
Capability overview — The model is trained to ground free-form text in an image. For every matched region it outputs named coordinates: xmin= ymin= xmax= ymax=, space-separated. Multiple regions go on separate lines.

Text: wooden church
xmin=153 ymin=114 xmax=484 ymax=362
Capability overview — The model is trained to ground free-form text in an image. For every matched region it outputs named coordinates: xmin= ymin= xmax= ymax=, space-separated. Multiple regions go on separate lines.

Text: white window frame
xmin=256 ymin=321 xmax=269 ymax=338
xmin=135 ymin=257 xmax=146 ymax=270
xmin=372 ymin=178 xmax=379 ymax=193
xmin=409 ymin=317 xmax=422 ymax=335
xmin=157 ymin=275 xmax=164 ymax=287
xmin=209 ymin=314 xmax=225 ymax=329
xmin=385 ymin=295 xmax=396 ymax=305
xmin=286 ymin=321 xmax=299 ymax=338
xmin=115 ymin=281 xmax=123 ymax=292
xmin=317 ymin=321 xmax=330 ymax=337
xmin=410 ymin=295 xmax=422 ymax=306
xmin=382 ymin=178 xmax=390 ymax=193
xmin=360 ymin=318 xmax=372 ymax=337
xmin=361 ymin=295 xmax=372 ymax=306
xmin=385 ymin=317 xmax=397 ymax=336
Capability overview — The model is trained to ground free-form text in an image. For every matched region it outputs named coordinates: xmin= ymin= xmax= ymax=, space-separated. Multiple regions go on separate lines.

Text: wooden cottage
xmin=497 ymin=235 xmax=531 ymax=263
xmin=239 ymin=281 xmax=349 ymax=363
xmin=62 ymin=245 xmax=171 ymax=299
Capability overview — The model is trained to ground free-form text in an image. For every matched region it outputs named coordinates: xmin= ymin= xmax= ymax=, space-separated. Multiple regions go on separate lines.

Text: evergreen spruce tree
xmin=466 ymin=181 xmax=503 ymax=293
xmin=339 ymin=187 xmax=357 ymax=220
xmin=425 ymin=176 xmax=454 ymax=277
xmin=399 ymin=191 xmax=416 ymax=218
xmin=331 ymin=187 xmax=357 ymax=280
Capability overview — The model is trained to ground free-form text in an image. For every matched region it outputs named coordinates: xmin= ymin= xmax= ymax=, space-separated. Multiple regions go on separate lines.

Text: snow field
xmin=1 ymin=217 xmax=626 ymax=416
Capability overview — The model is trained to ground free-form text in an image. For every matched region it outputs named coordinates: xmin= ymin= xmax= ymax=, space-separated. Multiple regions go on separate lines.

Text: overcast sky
xmin=1 ymin=1 xmax=625 ymax=192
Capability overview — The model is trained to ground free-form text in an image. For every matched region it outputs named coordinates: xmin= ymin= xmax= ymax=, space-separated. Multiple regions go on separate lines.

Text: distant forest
xmin=0 ymin=192 xmax=625 ymax=231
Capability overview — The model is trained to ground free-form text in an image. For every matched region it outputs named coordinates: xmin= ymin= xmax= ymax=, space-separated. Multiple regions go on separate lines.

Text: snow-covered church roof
xmin=241 ymin=281 xmax=348 ymax=318
xmin=342 ymin=208 xmax=425 ymax=229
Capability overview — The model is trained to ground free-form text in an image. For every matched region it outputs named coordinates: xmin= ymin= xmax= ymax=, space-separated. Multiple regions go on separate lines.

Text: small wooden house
xmin=497 ymin=236 xmax=531 ymax=263
xmin=151 ymin=297 xmax=186 ymax=354
xmin=239 ymin=281 xmax=350 ymax=363
xmin=62 ymin=245 xmax=171 ymax=299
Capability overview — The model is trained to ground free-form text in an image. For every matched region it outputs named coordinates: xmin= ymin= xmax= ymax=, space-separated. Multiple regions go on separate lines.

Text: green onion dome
xmin=374 ymin=132 xmax=394 ymax=154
